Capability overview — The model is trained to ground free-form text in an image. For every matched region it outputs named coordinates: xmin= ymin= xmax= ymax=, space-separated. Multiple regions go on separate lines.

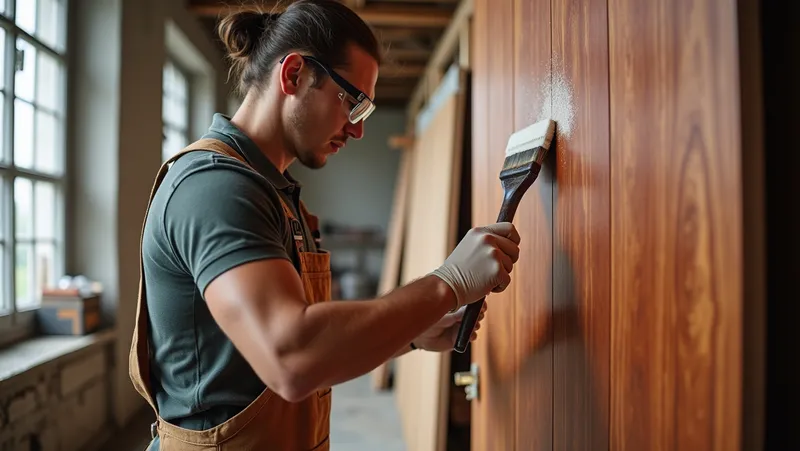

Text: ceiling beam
xmin=343 ymin=0 xmax=366 ymax=8
xmin=384 ymin=47 xmax=432 ymax=62
xmin=380 ymin=0 xmax=458 ymax=3
xmin=379 ymin=64 xmax=426 ymax=78
xmin=374 ymin=28 xmax=442 ymax=44
xmin=381 ymin=0 xmax=457 ymax=3
xmin=188 ymin=2 xmax=453 ymax=28
xmin=375 ymin=85 xmax=416 ymax=101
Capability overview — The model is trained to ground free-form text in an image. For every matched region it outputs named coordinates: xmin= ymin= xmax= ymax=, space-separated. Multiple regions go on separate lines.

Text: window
xmin=162 ymin=59 xmax=191 ymax=162
xmin=0 ymin=1 xmax=68 ymax=332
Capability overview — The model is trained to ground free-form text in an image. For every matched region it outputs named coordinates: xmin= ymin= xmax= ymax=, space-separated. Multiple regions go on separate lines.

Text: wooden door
xmin=468 ymin=0 xmax=752 ymax=449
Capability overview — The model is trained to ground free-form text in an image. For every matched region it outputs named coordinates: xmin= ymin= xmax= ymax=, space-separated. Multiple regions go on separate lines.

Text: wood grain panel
xmin=469 ymin=0 xmax=519 ymax=450
xmin=478 ymin=0 xmax=518 ymax=450
xmin=550 ymin=0 xmax=611 ymax=450
xmin=396 ymin=66 xmax=467 ymax=451
xmin=469 ymin=0 xmax=491 ymax=448
xmin=608 ymin=0 xmax=743 ymax=449
xmin=512 ymin=0 xmax=554 ymax=449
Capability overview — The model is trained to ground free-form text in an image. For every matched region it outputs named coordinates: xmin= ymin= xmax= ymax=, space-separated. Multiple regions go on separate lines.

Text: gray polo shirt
xmin=141 ymin=113 xmax=317 ymax=432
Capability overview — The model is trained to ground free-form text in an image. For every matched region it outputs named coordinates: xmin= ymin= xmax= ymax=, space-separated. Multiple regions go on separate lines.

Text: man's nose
xmin=345 ymin=120 xmax=364 ymax=140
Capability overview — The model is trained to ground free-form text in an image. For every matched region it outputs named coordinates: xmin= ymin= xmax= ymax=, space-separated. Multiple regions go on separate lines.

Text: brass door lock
xmin=453 ymin=363 xmax=479 ymax=401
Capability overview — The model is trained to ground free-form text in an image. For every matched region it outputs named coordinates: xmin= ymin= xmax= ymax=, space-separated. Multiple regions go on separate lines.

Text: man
xmin=130 ymin=1 xmax=520 ymax=449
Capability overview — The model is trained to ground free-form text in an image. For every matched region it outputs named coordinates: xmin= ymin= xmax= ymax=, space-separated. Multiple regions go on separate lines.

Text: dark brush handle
xmin=453 ymin=165 xmax=541 ymax=353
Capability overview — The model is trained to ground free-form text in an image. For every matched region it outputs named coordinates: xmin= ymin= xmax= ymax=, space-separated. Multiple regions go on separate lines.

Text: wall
xmin=0 ymin=334 xmax=115 ymax=451
xmin=64 ymin=0 xmax=228 ymax=435
xmin=468 ymin=0 xmax=759 ymax=450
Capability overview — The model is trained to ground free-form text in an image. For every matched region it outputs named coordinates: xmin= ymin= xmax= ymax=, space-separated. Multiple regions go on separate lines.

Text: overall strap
xmin=129 ymin=138 xmax=247 ymax=418
xmin=278 ymin=198 xmax=308 ymax=254
xmin=298 ymin=200 xmax=322 ymax=249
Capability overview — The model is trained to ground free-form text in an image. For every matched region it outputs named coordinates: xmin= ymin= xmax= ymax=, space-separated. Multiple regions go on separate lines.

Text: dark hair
xmin=217 ymin=0 xmax=382 ymax=96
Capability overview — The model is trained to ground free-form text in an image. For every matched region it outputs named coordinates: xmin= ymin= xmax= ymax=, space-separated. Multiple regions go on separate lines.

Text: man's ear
xmin=279 ymin=53 xmax=304 ymax=95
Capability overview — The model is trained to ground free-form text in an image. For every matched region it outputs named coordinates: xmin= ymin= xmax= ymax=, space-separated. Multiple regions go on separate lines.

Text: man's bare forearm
xmin=280 ymin=274 xmax=455 ymax=395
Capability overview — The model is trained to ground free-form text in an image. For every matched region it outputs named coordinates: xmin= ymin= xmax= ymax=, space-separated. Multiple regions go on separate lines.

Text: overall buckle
xmin=150 ymin=421 xmax=158 ymax=439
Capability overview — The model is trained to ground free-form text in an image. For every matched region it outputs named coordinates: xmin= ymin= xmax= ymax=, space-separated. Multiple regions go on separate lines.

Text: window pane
xmin=162 ymin=127 xmax=187 ymax=162
xmin=162 ymin=89 xmax=172 ymax=123
xmin=0 ymin=179 xmax=4 ymax=240
xmin=0 ymin=28 xmax=5 ymax=90
xmin=15 ymin=38 xmax=36 ymax=103
xmin=0 ymin=93 xmax=5 ymax=164
xmin=35 ymin=241 xmax=55 ymax=296
xmin=0 ymin=243 xmax=6 ymax=313
xmin=38 ymin=0 xmax=66 ymax=53
xmin=171 ymin=95 xmax=187 ymax=130
xmin=34 ymin=181 xmax=55 ymax=239
xmin=35 ymin=110 xmax=60 ymax=174
xmin=14 ymin=99 xmax=34 ymax=169
xmin=37 ymin=51 xmax=62 ymax=113
xmin=163 ymin=63 xmax=175 ymax=94
xmin=14 ymin=177 xmax=33 ymax=239
xmin=16 ymin=0 xmax=37 ymax=35
xmin=15 ymin=242 xmax=35 ymax=310
xmin=175 ymin=70 xmax=187 ymax=101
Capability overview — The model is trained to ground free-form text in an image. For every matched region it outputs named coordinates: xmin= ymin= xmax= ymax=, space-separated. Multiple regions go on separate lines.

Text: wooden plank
xmin=375 ymin=28 xmax=442 ymax=43
xmin=189 ymin=2 xmax=452 ymax=27
xmin=395 ymin=66 xmax=468 ymax=451
xmin=407 ymin=0 xmax=474 ymax=121
xmin=550 ymin=0 xmax=610 ymax=449
xmin=375 ymin=85 xmax=416 ymax=103
xmin=458 ymin=18 xmax=471 ymax=69
xmin=512 ymin=0 xmax=553 ymax=449
xmin=384 ymin=48 xmax=432 ymax=62
xmin=371 ymin=147 xmax=414 ymax=391
xmin=379 ymin=0 xmax=459 ymax=3
xmin=343 ymin=0 xmax=366 ymax=9
xmin=470 ymin=0 xmax=518 ymax=450
xmin=608 ymin=0 xmax=743 ymax=449
xmin=380 ymin=64 xmax=426 ymax=78
xmin=428 ymin=0 xmax=474 ymax=71
xmin=469 ymin=2 xmax=490 ymax=449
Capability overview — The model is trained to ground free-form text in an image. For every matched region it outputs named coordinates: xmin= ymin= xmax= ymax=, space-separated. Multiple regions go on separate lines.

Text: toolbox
xmin=36 ymin=289 xmax=102 ymax=335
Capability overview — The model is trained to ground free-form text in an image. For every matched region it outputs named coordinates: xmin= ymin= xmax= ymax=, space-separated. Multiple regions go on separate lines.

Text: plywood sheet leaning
xmin=371 ymin=146 xmax=413 ymax=391
xmin=395 ymin=65 xmax=468 ymax=451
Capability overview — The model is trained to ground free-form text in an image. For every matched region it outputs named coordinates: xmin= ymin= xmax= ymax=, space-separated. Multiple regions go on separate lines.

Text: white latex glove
xmin=429 ymin=222 xmax=521 ymax=311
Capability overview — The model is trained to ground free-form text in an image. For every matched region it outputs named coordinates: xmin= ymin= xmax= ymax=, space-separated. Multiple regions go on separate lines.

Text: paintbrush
xmin=454 ymin=118 xmax=556 ymax=354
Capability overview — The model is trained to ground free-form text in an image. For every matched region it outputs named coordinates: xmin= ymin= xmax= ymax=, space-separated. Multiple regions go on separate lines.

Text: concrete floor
xmin=329 ymin=373 xmax=405 ymax=451
xmin=106 ymin=374 xmax=405 ymax=451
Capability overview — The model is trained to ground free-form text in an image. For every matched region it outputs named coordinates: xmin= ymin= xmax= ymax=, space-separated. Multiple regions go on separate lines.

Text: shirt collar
xmin=206 ymin=113 xmax=300 ymax=192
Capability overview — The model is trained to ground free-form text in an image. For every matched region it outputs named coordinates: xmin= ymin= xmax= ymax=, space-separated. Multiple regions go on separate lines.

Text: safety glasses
xmin=280 ymin=54 xmax=376 ymax=124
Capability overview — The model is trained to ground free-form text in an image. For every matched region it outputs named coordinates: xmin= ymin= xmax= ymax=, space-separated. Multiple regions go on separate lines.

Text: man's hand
xmin=412 ymin=303 xmax=487 ymax=352
xmin=429 ymin=222 xmax=521 ymax=311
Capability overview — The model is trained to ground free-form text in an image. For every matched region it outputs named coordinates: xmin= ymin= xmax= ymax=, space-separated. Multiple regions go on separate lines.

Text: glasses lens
xmin=350 ymin=99 xmax=375 ymax=123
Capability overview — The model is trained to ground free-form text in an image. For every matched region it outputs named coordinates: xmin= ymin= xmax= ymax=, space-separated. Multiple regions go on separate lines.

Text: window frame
xmin=0 ymin=1 xmax=69 ymax=347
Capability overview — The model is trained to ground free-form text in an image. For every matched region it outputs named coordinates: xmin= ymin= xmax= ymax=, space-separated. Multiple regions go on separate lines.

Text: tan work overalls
xmin=129 ymin=138 xmax=332 ymax=450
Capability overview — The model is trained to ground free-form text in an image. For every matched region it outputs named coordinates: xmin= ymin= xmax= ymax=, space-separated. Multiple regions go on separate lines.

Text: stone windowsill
xmin=0 ymin=328 xmax=117 ymax=385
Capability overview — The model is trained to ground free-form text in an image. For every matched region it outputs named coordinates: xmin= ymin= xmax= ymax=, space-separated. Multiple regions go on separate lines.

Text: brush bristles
xmin=505 ymin=119 xmax=556 ymax=157
xmin=501 ymin=147 xmax=548 ymax=174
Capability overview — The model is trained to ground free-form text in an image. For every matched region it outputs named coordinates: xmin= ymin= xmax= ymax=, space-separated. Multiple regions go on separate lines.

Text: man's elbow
xmin=267 ymin=361 xmax=319 ymax=403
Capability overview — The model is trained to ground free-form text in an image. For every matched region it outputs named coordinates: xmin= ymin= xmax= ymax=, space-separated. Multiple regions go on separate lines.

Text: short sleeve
xmin=163 ymin=164 xmax=290 ymax=295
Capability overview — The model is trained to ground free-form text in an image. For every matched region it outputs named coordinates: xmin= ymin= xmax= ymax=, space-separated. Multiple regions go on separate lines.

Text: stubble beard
xmin=288 ymin=97 xmax=328 ymax=170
